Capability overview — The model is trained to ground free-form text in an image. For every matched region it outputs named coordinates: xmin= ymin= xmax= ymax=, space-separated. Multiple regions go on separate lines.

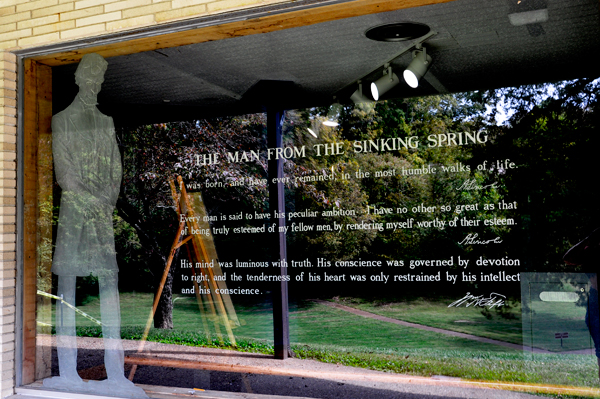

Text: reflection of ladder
xmin=128 ymin=176 xmax=238 ymax=381
xmin=170 ymin=176 xmax=239 ymax=341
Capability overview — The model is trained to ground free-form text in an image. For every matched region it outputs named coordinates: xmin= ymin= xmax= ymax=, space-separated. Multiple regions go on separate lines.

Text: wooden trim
xmin=22 ymin=58 xmax=38 ymax=385
xmin=35 ymin=62 xmax=53 ymax=382
xmin=31 ymin=0 xmax=454 ymax=66
xmin=22 ymin=59 xmax=53 ymax=385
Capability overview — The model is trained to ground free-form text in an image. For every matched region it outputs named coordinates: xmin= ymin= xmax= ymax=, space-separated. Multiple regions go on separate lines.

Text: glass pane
xmin=35 ymin=52 xmax=600 ymax=397
xmin=39 ymin=104 xmax=274 ymax=396
xmin=521 ymin=274 xmax=593 ymax=354
xmin=281 ymin=95 xmax=599 ymax=389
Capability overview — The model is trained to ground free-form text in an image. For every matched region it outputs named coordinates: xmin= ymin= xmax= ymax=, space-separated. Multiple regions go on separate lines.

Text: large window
xmin=31 ymin=78 xmax=600 ymax=397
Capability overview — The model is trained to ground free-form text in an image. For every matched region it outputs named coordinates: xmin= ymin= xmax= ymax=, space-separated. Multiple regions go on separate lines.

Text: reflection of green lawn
xmin=327 ymin=296 xmax=592 ymax=353
xmin=64 ymin=293 xmax=599 ymax=389
xmin=329 ymin=296 xmax=524 ymax=345
xmin=73 ymin=292 xmax=275 ymax=341
xmin=289 ymin=301 xmax=513 ymax=352
xmin=72 ymin=292 xmax=590 ymax=352
xmin=74 ymin=294 xmax=511 ymax=351
xmin=527 ymin=300 xmax=591 ymax=352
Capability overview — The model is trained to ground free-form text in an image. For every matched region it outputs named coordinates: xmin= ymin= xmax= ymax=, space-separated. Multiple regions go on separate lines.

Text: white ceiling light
xmin=322 ymin=103 xmax=342 ymax=127
xmin=370 ymin=65 xmax=399 ymax=101
xmin=403 ymin=48 xmax=432 ymax=89
xmin=508 ymin=9 xmax=548 ymax=26
xmin=306 ymin=116 xmax=320 ymax=138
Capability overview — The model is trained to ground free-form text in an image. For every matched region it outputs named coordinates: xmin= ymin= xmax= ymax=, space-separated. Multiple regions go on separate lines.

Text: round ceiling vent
xmin=365 ymin=22 xmax=431 ymax=42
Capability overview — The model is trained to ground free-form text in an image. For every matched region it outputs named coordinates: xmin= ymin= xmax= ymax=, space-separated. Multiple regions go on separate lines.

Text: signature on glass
xmin=459 ymin=233 xmax=503 ymax=245
xmin=448 ymin=292 xmax=506 ymax=308
xmin=456 ymin=179 xmax=499 ymax=191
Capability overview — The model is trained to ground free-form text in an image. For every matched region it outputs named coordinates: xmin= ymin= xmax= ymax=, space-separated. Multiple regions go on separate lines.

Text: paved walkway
xmin=26 ymin=337 xmax=593 ymax=399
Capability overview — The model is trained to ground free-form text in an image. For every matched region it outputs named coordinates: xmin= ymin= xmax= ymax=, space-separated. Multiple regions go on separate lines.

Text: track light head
xmin=370 ymin=66 xmax=399 ymax=101
xmin=403 ymin=49 xmax=432 ymax=88
xmin=350 ymin=81 xmax=374 ymax=104
xmin=351 ymin=89 xmax=371 ymax=103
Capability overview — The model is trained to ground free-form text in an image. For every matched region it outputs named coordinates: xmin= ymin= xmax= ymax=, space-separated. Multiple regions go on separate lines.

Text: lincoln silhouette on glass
xmin=44 ymin=53 xmax=147 ymax=398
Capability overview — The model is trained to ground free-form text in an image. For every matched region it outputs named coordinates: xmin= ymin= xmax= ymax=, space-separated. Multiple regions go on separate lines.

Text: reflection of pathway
xmin=29 ymin=336 xmax=598 ymax=399
xmin=312 ymin=300 xmax=592 ymax=355
xmin=29 ymin=336 xmax=587 ymax=399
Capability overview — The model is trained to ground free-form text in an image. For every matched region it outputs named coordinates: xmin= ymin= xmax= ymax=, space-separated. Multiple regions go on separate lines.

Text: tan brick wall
xmin=0 ymin=50 xmax=16 ymax=398
xmin=0 ymin=0 xmax=291 ymax=51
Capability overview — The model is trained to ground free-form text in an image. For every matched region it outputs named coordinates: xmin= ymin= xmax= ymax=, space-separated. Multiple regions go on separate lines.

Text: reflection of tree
xmin=37 ymin=196 xmax=54 ymax=293
xmin=112 ymin=79 xmax=600 ymax=308
xmin=479 ymin=78 xmax=600 ymax=272
xmin=288 ymin=95 xmax=508 ymax=271
xmin=116 ymin=117 xmax=268 ymax=328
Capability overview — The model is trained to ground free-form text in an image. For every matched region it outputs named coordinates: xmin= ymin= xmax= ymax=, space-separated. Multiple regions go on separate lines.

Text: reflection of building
xmin=521 ymin=273 xmax=594 ymax=355
xmin=2 ymin=0 xmax=600 ymax=397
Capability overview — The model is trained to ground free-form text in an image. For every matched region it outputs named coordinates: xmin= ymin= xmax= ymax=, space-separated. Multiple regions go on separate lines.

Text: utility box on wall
xmin=521 ymin=273 xmax=594 ymax=357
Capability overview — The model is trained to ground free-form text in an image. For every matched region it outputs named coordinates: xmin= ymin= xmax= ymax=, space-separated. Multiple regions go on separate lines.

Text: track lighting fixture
xmin=338 ymin=26 xmax=437 ymax=102
xmin=370 ymin=64 xmax=399 ymax=101
xmin=403 ymin=47 xmax=432 ymax=89
xmin=350 ymin=81 xmax=373 ymax=104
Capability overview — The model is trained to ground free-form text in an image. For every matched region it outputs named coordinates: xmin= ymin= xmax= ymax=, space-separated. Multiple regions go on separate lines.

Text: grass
xmin=289 ymin=300 xmax=515 ymax=352
xmin=525 ymin=300 xmax=591 ymax=352
xmin=329 ymin=295 xmax=593 ymax=353
xmin=71 ymin=323 xmax=600 ymax=389
xmin=42 ymin=292 xmax=600 ymax=391
xmin=329 ymin=295 xmax=524 ymax=344
xmin=68 ymin=294 xmax=520 ymax=352
xmin=291 ymin=346 xmax=598 ymax=389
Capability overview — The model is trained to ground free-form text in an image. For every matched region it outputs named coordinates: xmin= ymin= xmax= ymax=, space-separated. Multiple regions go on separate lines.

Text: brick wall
xmin=0 ymin=50 xmax=17 ymax=398
xmin=0 ymin=0 xmax=292 ymax=395
xmin=0 ymin=0 xmax=286 ymax=49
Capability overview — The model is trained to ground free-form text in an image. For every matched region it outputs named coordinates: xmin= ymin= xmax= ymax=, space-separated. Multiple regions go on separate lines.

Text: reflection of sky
xmin=485 ymin=85 xmax=558 ymax=126
xmin=486 ymin=99 xmax=514 ymax=126
xmin=486 ymin=78 xmax=600 ymax=126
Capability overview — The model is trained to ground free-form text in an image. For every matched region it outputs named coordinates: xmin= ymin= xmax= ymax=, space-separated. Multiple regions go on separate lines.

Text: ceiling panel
xmin=52 ymin=0 xmax=600 ymax=125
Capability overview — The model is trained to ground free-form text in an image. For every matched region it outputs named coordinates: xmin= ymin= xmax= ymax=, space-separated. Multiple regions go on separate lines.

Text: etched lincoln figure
xmin=44 ymin=53 xmax=146 ymax=398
